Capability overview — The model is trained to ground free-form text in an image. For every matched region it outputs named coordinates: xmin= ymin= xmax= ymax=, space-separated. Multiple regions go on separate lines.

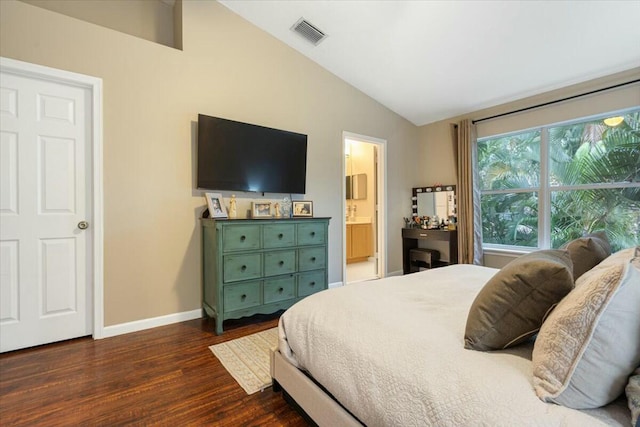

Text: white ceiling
xmin=219 ymin=0 xmax=640 ymax=126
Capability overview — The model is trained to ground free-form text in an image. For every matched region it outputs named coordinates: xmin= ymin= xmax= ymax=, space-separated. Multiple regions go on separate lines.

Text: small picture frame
xmin=293 ymin=201 xmax=313 ymax=217
xmin=252 ymin=201 xmax=272 ymax=218
xmin=205 ymin=192 xmax=227 ymax=218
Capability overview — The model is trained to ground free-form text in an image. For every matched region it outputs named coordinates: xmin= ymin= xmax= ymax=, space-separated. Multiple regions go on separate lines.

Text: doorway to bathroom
xmin=343 ymin=132 xmax=386 ymax=285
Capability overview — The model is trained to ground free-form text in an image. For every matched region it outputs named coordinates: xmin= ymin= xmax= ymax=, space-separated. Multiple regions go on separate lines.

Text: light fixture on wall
xmin=603 ymin=116 xmax=624 ymax=127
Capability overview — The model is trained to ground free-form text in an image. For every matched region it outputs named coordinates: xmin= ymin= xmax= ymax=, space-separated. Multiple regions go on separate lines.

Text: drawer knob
xmin=311 ymin=257 xmax=316 ymax=262
xmin=310 ymin=231 xmax=316 ymax=237
xmin=241 ymin=294 xmax=247 ymax=301
xmin=278 ymin=287 xmax=284 ymax=293
xmin=278 ymin=233 xmax=283 ymax=239
xmin=240 ymin=235 xmax=246 ymax=241
xmin=279 ymin=260 xmax=284 ymax=266
xmin=241 ymin=265 xmax=247 ymax=271
xmin=310 ymin=281 xmax=316 ymax=287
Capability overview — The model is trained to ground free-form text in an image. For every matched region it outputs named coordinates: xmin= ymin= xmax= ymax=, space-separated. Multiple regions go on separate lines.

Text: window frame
xmin=477 ymin=106 xmax=640 ymax=252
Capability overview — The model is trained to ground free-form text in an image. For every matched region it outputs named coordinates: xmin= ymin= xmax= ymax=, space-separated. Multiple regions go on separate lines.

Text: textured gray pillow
xmin=561 ymin=232 xmax=611 ymax=281
xmin=532 ymin=251 xmax=640 ymax=409
xmin=464 ymin=250 xmax=574 ymax=351
xmin=628 ymin=368 xmax=640 ymax=427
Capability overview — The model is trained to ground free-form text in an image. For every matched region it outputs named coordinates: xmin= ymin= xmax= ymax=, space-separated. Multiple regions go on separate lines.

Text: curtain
xmin=455 ymin=119 xmax=483 ymax=264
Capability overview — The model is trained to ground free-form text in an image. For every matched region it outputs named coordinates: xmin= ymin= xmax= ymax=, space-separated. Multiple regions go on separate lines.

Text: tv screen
xmin=197 ymin=115 xmax=307 ymax=194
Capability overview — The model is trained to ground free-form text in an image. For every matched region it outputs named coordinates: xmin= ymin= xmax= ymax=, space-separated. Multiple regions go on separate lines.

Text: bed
xmin=271 ymin=261 xmax=637 ymax=426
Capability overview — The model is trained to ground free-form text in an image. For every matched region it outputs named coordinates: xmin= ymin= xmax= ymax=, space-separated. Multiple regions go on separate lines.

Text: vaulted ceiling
xmin=220 ymin=1 xmax=640 ymax=126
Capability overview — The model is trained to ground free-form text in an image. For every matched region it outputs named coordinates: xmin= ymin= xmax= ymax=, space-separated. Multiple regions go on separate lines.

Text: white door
xmin=0 ymin=70 xmax=93 ymax=352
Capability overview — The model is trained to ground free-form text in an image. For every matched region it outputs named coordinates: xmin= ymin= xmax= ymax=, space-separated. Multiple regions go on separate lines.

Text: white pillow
xmin=532 ymin=249 xmax=640 ymax=409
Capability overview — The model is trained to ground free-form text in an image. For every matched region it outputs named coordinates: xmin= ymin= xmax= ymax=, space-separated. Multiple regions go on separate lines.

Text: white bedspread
xmin=278 ymin=264 xmax=630 ymax=427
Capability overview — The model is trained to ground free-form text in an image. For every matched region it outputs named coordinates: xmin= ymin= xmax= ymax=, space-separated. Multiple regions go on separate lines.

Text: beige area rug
xmin=209 ymin=327 xmax=278 ymax=395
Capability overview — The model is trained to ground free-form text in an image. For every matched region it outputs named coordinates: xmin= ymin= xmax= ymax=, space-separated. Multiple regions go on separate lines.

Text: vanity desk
xmin=402 ymin=228 xmax=458 ymax=274
xmin=403 ymin=185 xmax=458 ymax=274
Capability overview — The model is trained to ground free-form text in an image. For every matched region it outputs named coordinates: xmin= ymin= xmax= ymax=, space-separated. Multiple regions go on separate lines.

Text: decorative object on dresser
xmin=251 ymin=201 xmax=272 ymax=218
xmin=292 ymin=201 xmax=313 ymax=217
xmin=202 ymin=217 xmax=330 ymax=334
xmin=280 ymin=197 xmax=292 ymax=218
xmin=228 ymin=194 xmax=237 ymax=218
xmin=205 ymin=192 xmax=227 ymax=218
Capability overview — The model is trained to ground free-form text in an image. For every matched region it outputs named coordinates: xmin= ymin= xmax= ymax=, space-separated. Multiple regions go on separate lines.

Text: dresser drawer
xmin=297 ymin=223 xmax=326 ymax=246
xmin=297 ymin=271 xmax=326 ymax=298
xmin=222 ymin=225 xmax=261 ymax=252
xmin=263 ymin=223 xmax=296 ymax=248
xmin=223 ymin=253 xmax=262 ymax=283
xmin=298 ymin=247 xmax=326 ymax=271
xmin=264 ymin=250 xmax=296 ymax=277
xmin=224 ymin=281 xmax=261 ymax=312
xmin=264 ymin=276 xmax=296 ymax=304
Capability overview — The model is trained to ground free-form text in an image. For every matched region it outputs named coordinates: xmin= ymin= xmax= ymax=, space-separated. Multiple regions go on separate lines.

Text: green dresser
xmin=202 ymin=217 xmax=330 ymax=334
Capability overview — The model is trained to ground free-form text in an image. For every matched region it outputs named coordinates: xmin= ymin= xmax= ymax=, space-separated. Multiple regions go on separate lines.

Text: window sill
xmin=482 ymin=246 xmax=533 ymax=257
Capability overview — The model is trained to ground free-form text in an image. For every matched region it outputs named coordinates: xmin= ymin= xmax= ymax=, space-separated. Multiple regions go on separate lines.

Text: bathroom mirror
xmin=346 ymin=173 xmax=367 ymax=200
xmin=411 ymin=185 xmax=456 ymax=220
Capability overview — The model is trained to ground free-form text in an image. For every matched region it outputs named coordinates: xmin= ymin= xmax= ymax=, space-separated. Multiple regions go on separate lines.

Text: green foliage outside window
xmin=478 ymin=110 xmax=640 ymax=251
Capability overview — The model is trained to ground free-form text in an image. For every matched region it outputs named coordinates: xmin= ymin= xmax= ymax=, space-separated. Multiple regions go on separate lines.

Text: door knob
xmin=78 ymin=221 xmax=89 ymax=230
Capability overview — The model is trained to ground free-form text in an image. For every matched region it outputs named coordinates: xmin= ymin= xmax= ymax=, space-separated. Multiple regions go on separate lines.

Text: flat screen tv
xmin=197 ymin=114 xmax=307 ymax=194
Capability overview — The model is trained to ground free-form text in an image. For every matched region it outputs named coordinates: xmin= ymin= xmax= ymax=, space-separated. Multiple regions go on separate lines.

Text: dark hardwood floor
xmin=0 ymin=314 xmax=308 ymax=426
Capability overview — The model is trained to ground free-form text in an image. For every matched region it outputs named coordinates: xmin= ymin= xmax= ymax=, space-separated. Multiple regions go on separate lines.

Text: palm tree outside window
xmin=477 ymin=108 xmax=640 ymax=251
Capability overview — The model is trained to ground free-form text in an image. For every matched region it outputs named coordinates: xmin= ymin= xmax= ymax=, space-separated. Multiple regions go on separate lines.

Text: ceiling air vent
xmin=291 ymin=18 xmax=327 ymax=46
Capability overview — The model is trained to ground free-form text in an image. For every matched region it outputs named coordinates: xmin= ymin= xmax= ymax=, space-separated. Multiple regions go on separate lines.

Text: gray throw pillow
xmin=560 ymin=231 xmax=611 ymax=281
xmin=464 ymin=250 xmax=574 ymax=351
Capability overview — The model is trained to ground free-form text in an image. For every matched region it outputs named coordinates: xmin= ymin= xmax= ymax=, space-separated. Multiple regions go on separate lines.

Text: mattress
xmin=278 ymin=264 xmax=630 ymax=426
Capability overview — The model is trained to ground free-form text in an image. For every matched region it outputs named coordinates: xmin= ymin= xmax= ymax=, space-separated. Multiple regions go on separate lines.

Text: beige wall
xmin=419 ymin=68 xmax=640 ymax=185
xmin=20 ymin=0 xmax=177 ymax=48
xmin=419 ymin=68 xmax=640 ymax=267
xmin=0 ymin=0 xmax=420 ymax=326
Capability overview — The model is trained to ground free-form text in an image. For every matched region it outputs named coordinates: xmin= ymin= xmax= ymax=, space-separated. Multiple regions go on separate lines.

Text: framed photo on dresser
xmin=205 ymin=192 xmax=227 ymax=218
xmin=293 ymin=201 xmax=313 ymax=217
xmin=252 ymin=202 xmax=272 ymax=218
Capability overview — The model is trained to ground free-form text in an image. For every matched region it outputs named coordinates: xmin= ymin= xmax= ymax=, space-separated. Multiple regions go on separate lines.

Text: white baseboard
xmin=96 ymin=277 xmax=371 ymax=338
xmin=98 ymin=308 xmax=203 ymax=339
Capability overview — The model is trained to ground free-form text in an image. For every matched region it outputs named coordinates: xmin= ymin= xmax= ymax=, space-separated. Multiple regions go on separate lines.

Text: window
xmin=477 ymin=109 xmax=640 ymax=251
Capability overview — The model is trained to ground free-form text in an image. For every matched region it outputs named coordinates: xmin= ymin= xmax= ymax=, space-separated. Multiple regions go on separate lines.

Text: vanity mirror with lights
xmin=403 ymin=185 xmax=458 ymax=274
xmin=412 ymin=185 xmax=456 ymax=221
